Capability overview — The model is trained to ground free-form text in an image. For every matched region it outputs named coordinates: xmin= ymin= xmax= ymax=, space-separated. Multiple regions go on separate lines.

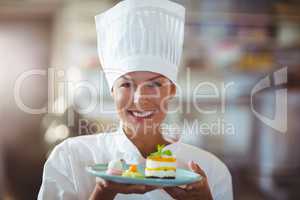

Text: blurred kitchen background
xmin=0 ymin=0 xmax=299 ymax=199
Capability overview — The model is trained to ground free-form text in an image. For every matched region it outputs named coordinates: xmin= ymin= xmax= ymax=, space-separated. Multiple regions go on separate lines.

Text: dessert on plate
xmin=106 ymin=159 xmax=124 ymax=176
xmin=122 ymin=164 xmax=144 ymax=179
xmin=145 ymin=144 xmax=176 ymax=179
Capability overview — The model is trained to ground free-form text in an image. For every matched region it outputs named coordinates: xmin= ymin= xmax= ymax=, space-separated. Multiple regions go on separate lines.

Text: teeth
xmin=131 ymin=111 xmax=154 ymax=118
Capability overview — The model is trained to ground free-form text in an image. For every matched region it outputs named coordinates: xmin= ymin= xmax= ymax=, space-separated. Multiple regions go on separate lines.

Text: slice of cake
xmin=145 ymin=144 xmax=176 ymax=179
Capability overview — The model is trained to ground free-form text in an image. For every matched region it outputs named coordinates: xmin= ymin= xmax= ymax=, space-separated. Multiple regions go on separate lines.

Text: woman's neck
xmin=122 ymin=124 xmax=170 ymax=158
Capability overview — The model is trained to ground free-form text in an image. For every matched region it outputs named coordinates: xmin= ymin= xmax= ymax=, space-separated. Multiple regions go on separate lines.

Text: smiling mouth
xmin=127 ymin=110 xmax=156 ymax=119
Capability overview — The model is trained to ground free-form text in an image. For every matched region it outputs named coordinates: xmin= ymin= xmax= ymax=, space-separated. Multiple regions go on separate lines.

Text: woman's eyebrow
xmin=121 ymin=75 xmax=162 ymax=81
xmin=121 ymin=76 xmax=131 ymax=81
xmin=146 ymin=75 xmax=162 ymax=81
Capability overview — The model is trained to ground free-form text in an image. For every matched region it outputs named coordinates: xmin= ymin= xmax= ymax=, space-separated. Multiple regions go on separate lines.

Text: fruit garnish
xmin=163 ymin=149 xmax=172 ymax=156
xmin=129 ymin=164 xmax=137 ymax=172
xmin=149 ymin=144 xmax=173 ymax=157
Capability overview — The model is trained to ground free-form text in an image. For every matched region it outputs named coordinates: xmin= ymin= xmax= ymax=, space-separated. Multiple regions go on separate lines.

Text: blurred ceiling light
xmin=44 ymin=124 xmax=70 ymax=144
xmin=209 ymin=41 xmax=241 ymax=68
xmin=277 ymin=22 xmax=300 ymax=47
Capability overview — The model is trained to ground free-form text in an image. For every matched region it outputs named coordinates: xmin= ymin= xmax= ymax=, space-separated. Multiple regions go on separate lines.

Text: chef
xmin=38 ymin=0 xmax=233 ymax=199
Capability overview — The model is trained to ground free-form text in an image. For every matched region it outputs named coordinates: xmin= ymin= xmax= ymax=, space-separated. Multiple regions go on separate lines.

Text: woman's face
xmin=112 ymin=71 xmax=176 ymax=132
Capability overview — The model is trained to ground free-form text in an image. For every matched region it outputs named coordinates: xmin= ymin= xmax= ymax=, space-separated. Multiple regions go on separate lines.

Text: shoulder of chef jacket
xmin=38 ymin=127 xmax=233 ymax=200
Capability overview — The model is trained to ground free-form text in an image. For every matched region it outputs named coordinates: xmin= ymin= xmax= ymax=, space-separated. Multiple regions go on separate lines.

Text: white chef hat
xmin=95 ymin=0 xmax=185 ymax=91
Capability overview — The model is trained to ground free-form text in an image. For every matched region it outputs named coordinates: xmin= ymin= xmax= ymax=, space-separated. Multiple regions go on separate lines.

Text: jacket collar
xmin=115 ymin=122 xmax=146 ymax=164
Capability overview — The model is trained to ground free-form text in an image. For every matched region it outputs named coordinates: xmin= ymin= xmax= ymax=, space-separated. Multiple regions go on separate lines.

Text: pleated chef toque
xmin=95 ymin=0 xmax=185 ymax=90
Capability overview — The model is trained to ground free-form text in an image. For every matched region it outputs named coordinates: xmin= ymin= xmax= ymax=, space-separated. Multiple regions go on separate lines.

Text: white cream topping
xmin=146 ymin=159 xmax=176 ymax=169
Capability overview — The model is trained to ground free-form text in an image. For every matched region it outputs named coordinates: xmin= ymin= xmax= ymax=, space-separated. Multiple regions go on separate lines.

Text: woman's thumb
xmin=188 ymin=161 xmax=207 ymax=178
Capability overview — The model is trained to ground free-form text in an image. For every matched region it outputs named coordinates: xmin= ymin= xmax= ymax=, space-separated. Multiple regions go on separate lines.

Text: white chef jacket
xmin=38 ymin=125 xmax=233 ymax=200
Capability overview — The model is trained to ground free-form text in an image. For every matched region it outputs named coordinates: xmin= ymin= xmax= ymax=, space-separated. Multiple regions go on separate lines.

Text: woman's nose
xmin=133 ymin=85 xmax=148 ymax=104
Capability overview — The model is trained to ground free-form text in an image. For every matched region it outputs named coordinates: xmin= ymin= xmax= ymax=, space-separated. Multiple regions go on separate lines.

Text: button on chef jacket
xmin=38 ymin=125 xmax=233 ymax=200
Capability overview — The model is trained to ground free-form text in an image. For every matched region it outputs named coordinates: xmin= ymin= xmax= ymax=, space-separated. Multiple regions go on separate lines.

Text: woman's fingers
xmin=98 ymin=180 xmax=157 ymax=194
xmin=121 ymin=184 xmax=157 ymax=194
xmin=164 ymin=186 xmax=187 ymax=199
xmin=121 ymin=184 xmax=147 ymax=194
xmin=181 ymin=182 xmax=201 ymax=191
xmin=188 ymin=161 xmax=207 ymax=178
xmin=186 ymin=161 xmax=208 ymax=189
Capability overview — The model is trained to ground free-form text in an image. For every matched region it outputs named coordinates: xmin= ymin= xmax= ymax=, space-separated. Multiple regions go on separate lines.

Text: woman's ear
xmin=110 ymin=87 xmax=115 ymax=98
xmin=169 ymin=83 xmax=176 ymax=99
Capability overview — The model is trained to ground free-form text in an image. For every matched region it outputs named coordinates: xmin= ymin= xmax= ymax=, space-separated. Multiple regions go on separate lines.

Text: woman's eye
xmin=120 ymin=82 xmax=132 ymax=88
xmin=146 ymin=81 xmax=162 ymax=88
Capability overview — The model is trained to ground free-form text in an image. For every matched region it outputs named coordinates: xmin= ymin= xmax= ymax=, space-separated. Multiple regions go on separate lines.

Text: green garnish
xmin=149 ymin=144 xmax=172 ymax=157
xmin=162 ymin=149 xmax=172 ymax=156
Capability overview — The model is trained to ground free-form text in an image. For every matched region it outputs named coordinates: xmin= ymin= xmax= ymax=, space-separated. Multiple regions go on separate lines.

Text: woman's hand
xmin=164 ymin=161 xmax=213 ymax=200
xmin=89 ymin=179 xmax=157 ymax=200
